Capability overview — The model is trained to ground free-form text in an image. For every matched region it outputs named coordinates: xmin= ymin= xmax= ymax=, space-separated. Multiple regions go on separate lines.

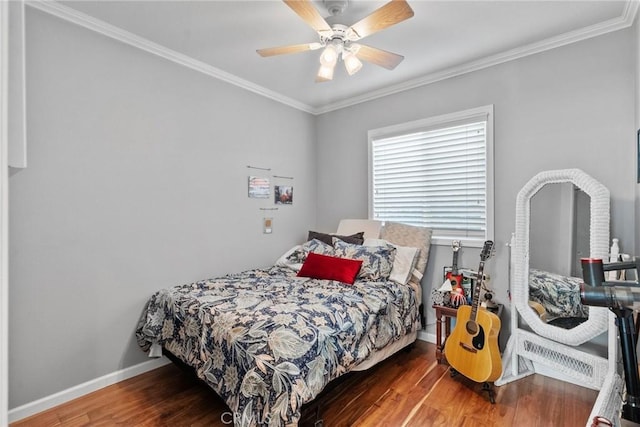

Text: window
xmin=368 ymin=106 xmax=494 ymax=246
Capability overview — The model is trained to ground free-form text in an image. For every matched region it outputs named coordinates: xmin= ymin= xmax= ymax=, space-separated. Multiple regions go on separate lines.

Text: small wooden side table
xmin=432 ymin=303 xmax=503 ymax=364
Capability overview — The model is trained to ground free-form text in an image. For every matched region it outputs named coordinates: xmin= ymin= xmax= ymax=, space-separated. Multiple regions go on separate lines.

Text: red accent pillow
xmin=297 ymin=252 xmax=363 ymax=285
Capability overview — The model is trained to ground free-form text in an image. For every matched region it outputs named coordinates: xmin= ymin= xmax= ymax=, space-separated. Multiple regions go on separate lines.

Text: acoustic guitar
xmin=444 ymin=240 xmax=502 ymax=383
xmin=446 ymin=240 xmax=464 ymax=294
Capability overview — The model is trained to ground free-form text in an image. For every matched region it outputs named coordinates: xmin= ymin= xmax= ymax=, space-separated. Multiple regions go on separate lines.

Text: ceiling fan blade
xmin=283 ymin=0 xmax=332 ymax=34
xmin=355 ymin=44 xmax=404 ymax=70
xmin=257 ymin=43 xmax=321 ymax=57
xmin=349 ymin=0 xmax=414 ymax=40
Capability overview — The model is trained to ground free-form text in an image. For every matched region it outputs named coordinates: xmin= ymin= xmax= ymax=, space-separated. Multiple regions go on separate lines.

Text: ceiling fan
xmin=257 ymin=0 xmax=414 ymax=82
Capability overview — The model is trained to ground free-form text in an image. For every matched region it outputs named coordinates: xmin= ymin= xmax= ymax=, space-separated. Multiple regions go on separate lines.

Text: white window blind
xmin=369 ymin=109 xmax=492 ymax=242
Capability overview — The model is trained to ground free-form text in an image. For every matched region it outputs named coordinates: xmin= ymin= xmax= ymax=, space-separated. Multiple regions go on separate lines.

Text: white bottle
xmin=608 ymin=238 xmax=620 ymax=280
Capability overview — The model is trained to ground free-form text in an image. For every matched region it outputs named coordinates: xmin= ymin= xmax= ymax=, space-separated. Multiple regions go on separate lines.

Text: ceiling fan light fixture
xmin=316 ymin=63 xmax=336 ymax=82
xmin=258 ymin=0 xmax=414 ymax=81
xmin=319 ymin=44 xmax=339 ymax=66
xmin=343 ymin=52 xmax=363 ymax=76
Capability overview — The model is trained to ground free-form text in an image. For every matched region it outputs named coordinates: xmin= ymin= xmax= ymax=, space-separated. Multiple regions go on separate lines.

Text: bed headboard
xmin=336 ymin=219 xmax=383 ymax=240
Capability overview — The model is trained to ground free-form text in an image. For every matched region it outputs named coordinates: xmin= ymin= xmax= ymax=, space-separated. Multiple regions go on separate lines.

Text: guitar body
xmin=444 ymin=305 xmax=502 ymax=383
xmin=446 ymin=272 xmax=464 ymax=291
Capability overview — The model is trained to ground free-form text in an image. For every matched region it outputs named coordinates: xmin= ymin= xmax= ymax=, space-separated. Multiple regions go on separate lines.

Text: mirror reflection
xmin=528 ymin=183 xmax=590 ymax=329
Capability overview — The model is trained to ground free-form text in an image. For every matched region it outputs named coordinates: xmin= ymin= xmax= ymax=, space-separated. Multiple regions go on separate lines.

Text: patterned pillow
xmin=364 ymin=238 xmax=420 ymax=285
xmin=275 ymin=245 xmax=305 ymax=271
xmin=333 ymin=238 xmax=396 ymax=281
xmin=286 ymin=239 xmax=335 ymax=264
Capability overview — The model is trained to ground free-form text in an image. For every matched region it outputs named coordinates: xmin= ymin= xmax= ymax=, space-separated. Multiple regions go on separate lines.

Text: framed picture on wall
xmin=248 ymin=176 xmax=270 ymax=198
xmin=275 ymin=185 xmax=293 ymax=205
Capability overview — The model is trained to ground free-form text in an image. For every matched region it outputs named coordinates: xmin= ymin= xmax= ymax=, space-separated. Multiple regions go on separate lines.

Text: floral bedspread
xmin=528 ymin=268 xmax=589 ymax=321
xmin=136 ymin=266 xmax=420 ymax=427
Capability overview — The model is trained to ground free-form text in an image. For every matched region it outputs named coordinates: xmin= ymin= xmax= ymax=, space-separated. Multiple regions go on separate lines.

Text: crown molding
xmin=26 ymin=0 xmax=316 ymax=114
xmin=623 ymin=0 xmax=640 ymax=24
xmin=315 ymin=0 xmax=640 ymax=114
xmin=26 ymin=0 xmax=639 ymax=116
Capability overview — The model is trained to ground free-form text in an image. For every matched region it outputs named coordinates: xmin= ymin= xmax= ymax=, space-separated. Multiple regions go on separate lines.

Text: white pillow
xmin=364 ymin=238 xmax=387 ymax=247
xmin=364 ymin=238 xmax=420 ymax=285
xmin=390 ymin=245 xmax=420 ymax=285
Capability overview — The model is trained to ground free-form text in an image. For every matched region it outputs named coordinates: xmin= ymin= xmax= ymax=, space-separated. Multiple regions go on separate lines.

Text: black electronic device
xmin=580 ymin=256 xmax=640 ymax=423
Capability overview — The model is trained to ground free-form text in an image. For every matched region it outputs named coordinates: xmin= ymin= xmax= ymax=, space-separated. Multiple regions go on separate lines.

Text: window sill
xmin=432 ymin=237 xmax=487 ymax=249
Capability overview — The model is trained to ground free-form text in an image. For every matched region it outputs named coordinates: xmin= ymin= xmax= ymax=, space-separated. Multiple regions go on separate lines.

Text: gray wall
xmin=9 ymin=8 xmax=317 ymax=408
xmin=316 ymin=29 xmax=636 ymax=336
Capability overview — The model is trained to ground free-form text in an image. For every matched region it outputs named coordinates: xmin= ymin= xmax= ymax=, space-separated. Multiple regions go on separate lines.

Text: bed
xmin=135 ymin=220 xmax=432 ymax=427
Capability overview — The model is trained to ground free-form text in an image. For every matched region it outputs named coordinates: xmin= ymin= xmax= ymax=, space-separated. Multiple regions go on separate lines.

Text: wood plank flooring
xmin=11 ymin=341 xmax=598 ymax=427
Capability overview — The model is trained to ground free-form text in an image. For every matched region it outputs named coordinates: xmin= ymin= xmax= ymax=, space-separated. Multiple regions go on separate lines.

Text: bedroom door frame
xmin=1 ymin=0 xmax=9 ymax=424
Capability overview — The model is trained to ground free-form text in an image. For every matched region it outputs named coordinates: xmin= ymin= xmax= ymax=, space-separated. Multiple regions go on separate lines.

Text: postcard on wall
xmin=248 ymin=176 xmax=270 ymax=198
xmin=275 ymin=185 xmax=293 ymax=205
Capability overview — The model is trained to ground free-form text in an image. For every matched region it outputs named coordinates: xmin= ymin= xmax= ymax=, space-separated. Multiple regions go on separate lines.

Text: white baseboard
xmin=8 ymin=357 xmax=170 ymax=423
xmin=418 ymin=330 xmax=436 ymax=344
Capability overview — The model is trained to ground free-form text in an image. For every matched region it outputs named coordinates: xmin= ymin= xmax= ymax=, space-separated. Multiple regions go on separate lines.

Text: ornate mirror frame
xmin=513 ymin=168 xmax=610 ymax=345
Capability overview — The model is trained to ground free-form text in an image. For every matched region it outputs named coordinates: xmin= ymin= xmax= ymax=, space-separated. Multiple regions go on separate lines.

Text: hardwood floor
xmin=12 ymin=341 xmax=598 ymax=427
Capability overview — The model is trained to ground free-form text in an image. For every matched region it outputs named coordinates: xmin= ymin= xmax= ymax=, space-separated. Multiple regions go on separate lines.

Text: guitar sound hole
xmin=465 ymin=320 xmax=478 ymax=335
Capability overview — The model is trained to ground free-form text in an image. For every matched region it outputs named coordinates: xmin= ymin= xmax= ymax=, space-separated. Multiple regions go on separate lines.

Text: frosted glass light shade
xmin=343 ymin=52 xmax=363 ymax=76
xmin=319 ymin=45 xmax=338 ymax=66
xmin=316 ymin=63 xmax=335 ymax=82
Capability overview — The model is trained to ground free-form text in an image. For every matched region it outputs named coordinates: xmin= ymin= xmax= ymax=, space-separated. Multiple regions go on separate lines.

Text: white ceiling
xmin=52 ymin=0 xmax=635 ymax=114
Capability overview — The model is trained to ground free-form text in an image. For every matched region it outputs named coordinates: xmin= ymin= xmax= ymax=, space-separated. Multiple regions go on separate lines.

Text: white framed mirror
xmin=513 ymin=168 xmax=610 ymax=345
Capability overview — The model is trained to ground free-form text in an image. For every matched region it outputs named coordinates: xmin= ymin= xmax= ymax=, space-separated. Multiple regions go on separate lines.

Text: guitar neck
xmin=452 ymin=250 xmax=459 ymax=274
xmin=469 ymin=261 xmax=485 ymax=321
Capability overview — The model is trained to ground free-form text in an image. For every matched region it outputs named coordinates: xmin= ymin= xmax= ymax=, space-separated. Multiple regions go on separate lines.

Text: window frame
xmin=367 ymin=105 xmax=494 ymax=248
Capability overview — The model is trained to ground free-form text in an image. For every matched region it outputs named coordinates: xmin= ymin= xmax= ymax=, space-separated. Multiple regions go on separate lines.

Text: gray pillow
xmin=380 ymin=222 xmax=432 ymax=275
xmin=307 ymin=230 xmax=364 ymax=246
